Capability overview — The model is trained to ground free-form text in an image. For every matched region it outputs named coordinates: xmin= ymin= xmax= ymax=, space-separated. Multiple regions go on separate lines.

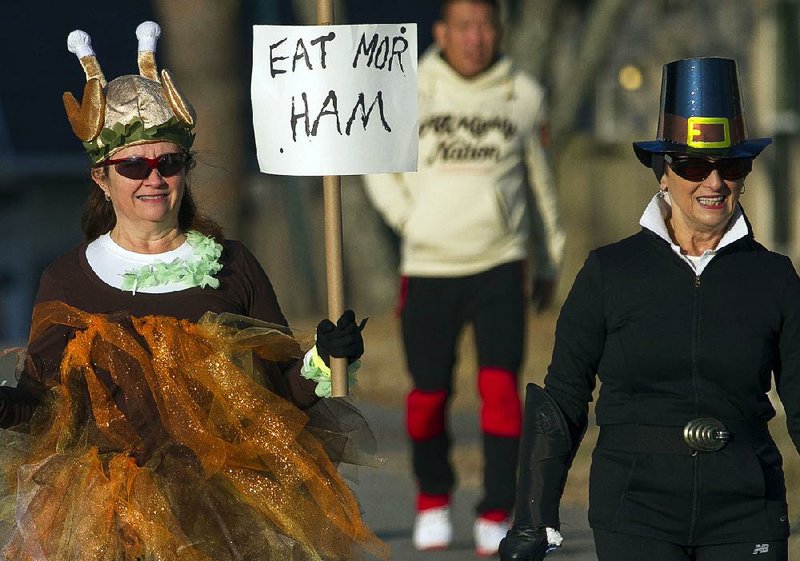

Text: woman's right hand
xmin=315 ymin=310 xmax=366 ymax=365
xmin=498 ymin=526 xmax=552 ymax=561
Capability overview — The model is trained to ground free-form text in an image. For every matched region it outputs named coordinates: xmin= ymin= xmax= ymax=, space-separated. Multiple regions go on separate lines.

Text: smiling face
xmin=92 ymin=141 xmax=187 ymax=238
xmin=661 ymin=158 xmax=745 ymax=246
xmin=434 ymin=0 xmax=500 ymax=79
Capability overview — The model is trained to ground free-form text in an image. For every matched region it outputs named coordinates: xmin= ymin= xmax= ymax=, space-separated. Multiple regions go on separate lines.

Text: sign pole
xmin=317 ymin=0 xmax=348 ymax=397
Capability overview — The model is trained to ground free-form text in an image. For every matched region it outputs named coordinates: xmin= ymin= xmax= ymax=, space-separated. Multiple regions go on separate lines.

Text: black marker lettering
xmin=292 ymin=38 xmax=312 ymax=71
xmin=390 ymin=35 xmax=409 ymax=72
xmin=352 ymin=33 xmax=379 ymax=68
xmin=374 ymin=36 xmax=390 ymax=69
xmin=346 ymin=91 xmax=392 ymax=134
xmin=269 ymin=37 xmax=288 ymax=78
xmin=290 ymin=92 xmax=311 ymax=141
xmin=310 ymin=32 xmax=336 ymax=69
xmin=311 ymin=90 xmax=342 ymax=136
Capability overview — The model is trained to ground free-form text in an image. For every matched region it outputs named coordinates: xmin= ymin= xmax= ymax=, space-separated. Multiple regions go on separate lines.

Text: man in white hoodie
xmin=364 ymin=0 xmax=564 ymax=555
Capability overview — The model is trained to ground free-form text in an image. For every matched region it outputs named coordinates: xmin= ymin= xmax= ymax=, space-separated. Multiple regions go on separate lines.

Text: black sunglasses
xmin=100 ymin=153 xmax=189 ymax=180
xmin=664 ymin=154 xmax=752 ymax=182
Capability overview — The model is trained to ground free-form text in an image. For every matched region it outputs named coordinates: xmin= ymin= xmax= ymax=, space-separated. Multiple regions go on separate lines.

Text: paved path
xmin=350 ymin=401 xmax=598 ymax=561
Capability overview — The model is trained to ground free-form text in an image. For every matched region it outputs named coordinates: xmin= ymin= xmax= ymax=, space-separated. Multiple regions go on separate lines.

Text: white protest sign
xmin=252 ymin=24 xmax=418 ymax=176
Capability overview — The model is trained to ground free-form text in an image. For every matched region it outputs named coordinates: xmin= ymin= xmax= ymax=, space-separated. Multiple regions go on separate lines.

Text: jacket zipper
xmin=652 ymin=235 xmax=745 ymax=544
xmin=688 ymin=273 xmax=702 ymax=543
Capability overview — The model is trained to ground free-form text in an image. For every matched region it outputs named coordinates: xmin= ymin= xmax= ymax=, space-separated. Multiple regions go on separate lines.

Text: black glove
xmin=315 ymin=310 xmax=365 ymax=366
xmin=500 ymin=384 xmax=582 ymax=561
xmin=499 ymin=526 xmax=551 ymax=561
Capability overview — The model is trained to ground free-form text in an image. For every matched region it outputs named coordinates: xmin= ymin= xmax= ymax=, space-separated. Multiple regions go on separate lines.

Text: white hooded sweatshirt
xmin=364 ymin=49 xmax=565 ymax=278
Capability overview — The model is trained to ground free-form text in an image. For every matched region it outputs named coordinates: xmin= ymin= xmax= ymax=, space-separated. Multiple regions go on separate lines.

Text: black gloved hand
xmin=499 ymin=526 xmax=552 ymax=561
xmin=501 ymin=384 xmax=575 ymax=561
xmin=315 ymin=309 xmax=366 ymax=366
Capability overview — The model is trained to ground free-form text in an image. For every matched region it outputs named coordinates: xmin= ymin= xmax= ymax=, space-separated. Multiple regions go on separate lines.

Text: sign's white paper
xmin=252 ymin=24 xmax=418 ymax=176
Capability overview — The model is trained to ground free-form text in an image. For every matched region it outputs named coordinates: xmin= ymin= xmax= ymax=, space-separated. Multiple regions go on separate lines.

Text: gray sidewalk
xmin=350 ymin=401 xmax=598 ymax=561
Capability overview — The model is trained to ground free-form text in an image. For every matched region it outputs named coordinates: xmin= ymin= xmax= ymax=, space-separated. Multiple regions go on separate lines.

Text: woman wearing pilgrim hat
xmin=0 ymin=22 xmax=387 ymax=561
xmin=499 ymin=57 xmax=799 ymax=560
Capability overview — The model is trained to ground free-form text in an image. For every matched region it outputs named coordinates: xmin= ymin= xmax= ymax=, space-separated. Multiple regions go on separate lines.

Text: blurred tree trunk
xmin=507 ymin=0 xmax=633 ymax=157
xmin=771 ymin=0 xmax=800 ymax=255
xmin=153 ymin=0 xmax=244 ymax=237
xmin=505 ymin=0 xmax=560 ymax=82
xmin=547 ymin=0 xmax=633 ymax=155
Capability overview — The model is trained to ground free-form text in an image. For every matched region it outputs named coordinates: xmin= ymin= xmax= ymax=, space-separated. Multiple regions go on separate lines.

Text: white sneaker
xmin=412 ymin=506 xmax=453 ymax=551
xmin=473 ymin=517 xmax=510 ymax=557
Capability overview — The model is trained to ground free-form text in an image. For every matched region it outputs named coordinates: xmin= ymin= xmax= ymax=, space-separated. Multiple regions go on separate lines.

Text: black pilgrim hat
xmin=633 ymin=57 xmax=771 ymax=168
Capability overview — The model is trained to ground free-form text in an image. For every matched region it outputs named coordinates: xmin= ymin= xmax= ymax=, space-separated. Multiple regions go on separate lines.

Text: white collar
xmin=639 ymin=192 xmax=748 ymax=274
xmin=86 ymin=233 xmax=195 ymax=293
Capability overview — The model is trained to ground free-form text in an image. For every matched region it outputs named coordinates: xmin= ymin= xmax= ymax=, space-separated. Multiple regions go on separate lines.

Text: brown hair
xmin=82 ymin=154 xmax=224 ymax=242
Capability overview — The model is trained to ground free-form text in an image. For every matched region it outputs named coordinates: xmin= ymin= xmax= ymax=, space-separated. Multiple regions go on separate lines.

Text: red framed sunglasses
xmin=99 ymin=153 xmax=189 ymax=180
xmin=664 ymin=154 xmax=752 ymax=182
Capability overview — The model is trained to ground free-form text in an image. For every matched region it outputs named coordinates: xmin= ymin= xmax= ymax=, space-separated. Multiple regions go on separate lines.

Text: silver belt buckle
xmin=683 ymin=418 xmax=730 ymax=452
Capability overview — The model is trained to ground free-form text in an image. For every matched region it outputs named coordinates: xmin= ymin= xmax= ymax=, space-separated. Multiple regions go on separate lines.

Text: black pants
xmin=593 ymin=529 xmax=788 ymax=561
xmin=400 ymin=261 xmax=526 ymax=514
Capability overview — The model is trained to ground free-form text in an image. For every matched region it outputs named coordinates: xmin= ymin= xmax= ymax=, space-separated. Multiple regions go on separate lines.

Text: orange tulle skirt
xmin=0 ymin=301 xmax=388 ymax=561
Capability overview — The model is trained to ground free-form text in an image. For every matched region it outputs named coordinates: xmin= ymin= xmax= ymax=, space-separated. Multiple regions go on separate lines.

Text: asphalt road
xmin=350 ymin=401 xmax=598 ymax=561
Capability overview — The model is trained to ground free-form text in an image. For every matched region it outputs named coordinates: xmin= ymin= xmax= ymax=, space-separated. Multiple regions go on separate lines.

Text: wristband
xmin=300 ymin=346 xmax=360 ymax=397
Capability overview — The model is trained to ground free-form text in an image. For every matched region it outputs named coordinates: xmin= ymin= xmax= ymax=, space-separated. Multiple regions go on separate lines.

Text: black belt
xmin=597 ymin=418 xmax=771 ymax=455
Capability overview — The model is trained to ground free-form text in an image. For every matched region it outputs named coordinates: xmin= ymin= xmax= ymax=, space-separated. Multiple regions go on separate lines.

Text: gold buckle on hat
xmin=683 ymin=418 xmax=730 ymax=452
xmin=687 ymin=117 xmax=731 ymax=148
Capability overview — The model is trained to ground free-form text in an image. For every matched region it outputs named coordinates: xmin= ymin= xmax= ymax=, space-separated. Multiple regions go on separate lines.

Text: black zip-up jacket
xmin=545 ymin=227 xmax=800 ymax=545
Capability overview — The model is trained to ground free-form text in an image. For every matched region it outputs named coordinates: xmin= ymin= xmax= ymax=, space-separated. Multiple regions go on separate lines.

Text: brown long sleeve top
xmin=0 ymin=238 xmax=319 ymax=427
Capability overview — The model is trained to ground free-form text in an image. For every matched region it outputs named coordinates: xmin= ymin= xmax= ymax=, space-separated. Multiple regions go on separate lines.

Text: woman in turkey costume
xmin=0 ymin=22 xmax=387 ymax=561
